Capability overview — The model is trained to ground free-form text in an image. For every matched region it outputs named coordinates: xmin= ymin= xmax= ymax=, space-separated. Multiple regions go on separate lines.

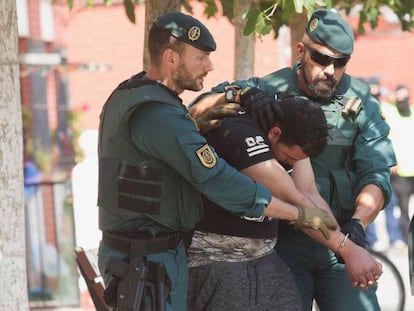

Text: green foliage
xmin=244 ymin=8 xmax=273 ymax=36
xmin=243 ymin=0 xmax=414 ymax=37
xmin=57 ymin=0 xmax=414 ymax=37
xmin=56 ymin=0 xmax=144 ymax=23
xmin=204 ymin=0 xmax=219 ymax=18
xmin=123 ymin=0 xmax=136 ymax=23
xmin=182 ymin=0 xmax=231 ymax=20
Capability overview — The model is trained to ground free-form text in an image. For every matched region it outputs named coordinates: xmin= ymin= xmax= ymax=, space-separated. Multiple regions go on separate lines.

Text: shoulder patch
xmin=196 ymin=144 xmax=216 ymax=168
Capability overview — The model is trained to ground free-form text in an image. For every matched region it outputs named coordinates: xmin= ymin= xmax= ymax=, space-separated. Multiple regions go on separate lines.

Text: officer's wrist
xmin=224 ymin=86 xmax=241 ymax=103
xmin=351 ymin=218 xmax=366 ymax=230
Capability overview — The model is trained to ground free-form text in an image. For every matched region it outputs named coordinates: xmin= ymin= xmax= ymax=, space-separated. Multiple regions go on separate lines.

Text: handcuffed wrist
xmin=337 ymin=233 xmax=349 ymax=256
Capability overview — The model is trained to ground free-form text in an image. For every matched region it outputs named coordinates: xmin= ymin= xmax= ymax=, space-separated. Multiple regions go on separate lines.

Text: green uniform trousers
xmin=276 ymin=227 xmax=380 ymax=311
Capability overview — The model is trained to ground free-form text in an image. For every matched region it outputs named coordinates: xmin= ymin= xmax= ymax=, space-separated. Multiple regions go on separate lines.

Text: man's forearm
xmin=189 ymin=93 xmax=226 ymax=117
xmin=352 ymin=184 xmax=384 ymax=226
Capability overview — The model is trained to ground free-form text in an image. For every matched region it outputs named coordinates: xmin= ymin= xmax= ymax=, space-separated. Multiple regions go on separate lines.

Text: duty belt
xmin=102 ymin=231 xmax=183 ymax=258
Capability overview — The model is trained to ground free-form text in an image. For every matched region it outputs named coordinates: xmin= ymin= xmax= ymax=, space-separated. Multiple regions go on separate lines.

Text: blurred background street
xmin=13 ymin=1 xmax=414 ymax=311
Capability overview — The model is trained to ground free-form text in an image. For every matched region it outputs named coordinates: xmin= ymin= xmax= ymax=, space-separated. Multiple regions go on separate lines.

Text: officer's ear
xmin=163 ymin=48 xmax=178 ymax=67
xmin=267 ymin=126 xmax=281 ymax=143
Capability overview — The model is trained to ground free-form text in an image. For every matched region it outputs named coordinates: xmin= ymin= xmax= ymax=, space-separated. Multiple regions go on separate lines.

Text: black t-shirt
xmin=205 ymin=113 xmax=274 ymax=170
xmin=197 ymin=113 xmax=278 ymax=239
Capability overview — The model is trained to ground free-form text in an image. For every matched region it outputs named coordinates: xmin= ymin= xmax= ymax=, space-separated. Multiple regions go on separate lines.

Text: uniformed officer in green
xmin=190 ymin=8 xmax=396 ymax=311
xmin=96 ymin=12 xmax=337 ymax=311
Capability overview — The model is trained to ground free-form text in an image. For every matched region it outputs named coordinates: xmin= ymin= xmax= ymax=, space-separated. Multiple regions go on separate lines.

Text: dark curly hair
xmin=275 ymin=97 xmax=328 ymax=157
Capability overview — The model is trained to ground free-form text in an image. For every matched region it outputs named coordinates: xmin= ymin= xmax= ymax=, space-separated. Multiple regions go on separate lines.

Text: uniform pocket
xmin=329 ymin=169 xmax=356 ymax=223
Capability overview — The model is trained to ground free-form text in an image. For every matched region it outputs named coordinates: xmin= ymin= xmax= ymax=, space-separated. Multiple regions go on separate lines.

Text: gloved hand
xmin=341 ymin=218 xmax=367 ymax=248
xmin=239 ymin=87 xmax=284 ymax=131
xmin=293 ymin=206 xmax=337 ymax=240
xmin=188 ymin=103 xmax=242 ymax=134
xmin=336 ymin=218 xmax=367 ymax=264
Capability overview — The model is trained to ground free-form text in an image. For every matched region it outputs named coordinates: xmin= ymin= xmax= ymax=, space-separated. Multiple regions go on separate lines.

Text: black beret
xmin=155 ymin=12 xmax=216 ymax=52
xmin=305 ymin=9 xmax=354 ymax=55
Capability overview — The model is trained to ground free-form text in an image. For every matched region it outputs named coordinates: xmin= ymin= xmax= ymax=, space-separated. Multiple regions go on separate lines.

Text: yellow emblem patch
xmin=196 ymin=144 xmax=216 ymax=168
xmin=187 ymin=26 xmax=201 ymax=41
xmin=309 ymin=17 xmax=318 ymax=32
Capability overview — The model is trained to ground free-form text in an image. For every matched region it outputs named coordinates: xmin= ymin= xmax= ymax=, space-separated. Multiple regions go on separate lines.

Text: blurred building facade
xmin=18 ymin=1 xmax=414 ymax=309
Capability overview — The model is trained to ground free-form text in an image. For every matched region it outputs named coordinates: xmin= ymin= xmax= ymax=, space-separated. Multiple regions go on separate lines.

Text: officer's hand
xmin=239 ymin=87 xmax=283 ymax=130
xmin=189 ymin=103 xmax=242 ymax=134
xmin=293 ymin=206 xmax=337 ymax=240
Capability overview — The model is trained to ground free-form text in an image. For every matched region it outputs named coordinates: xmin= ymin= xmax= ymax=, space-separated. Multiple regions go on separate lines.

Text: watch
xmin=225 ymin=86 xmax=240 ymax=103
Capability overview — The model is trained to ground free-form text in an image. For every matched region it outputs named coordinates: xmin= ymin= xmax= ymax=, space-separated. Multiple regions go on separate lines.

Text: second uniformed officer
xmin=189 ymin=9 xmax=396 ymax=311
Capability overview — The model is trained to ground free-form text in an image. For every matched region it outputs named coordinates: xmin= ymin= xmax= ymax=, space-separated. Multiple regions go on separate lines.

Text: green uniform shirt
xmin=204 ymin=63 xmax=396 ymax=224
xmin=98 ymin=72 xmax=271 ymax=233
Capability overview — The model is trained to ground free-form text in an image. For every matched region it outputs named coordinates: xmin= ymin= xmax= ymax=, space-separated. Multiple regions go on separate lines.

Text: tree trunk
xmin=143 ymin=0 xmax=181 ymax=70
xmin=288 ymin=11 xmax=307 ymax=65
xmin=0 ymin=1 xmax=28 ymax=310
xmin=234 ymin=0 xmax=256 ymax=79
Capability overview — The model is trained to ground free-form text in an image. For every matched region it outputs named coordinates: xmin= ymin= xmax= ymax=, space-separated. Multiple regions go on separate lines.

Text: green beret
xmin=155 ymin=12 xmax=216 ymax=52
xmin=305 ymin=9 xmax=354 ymax=55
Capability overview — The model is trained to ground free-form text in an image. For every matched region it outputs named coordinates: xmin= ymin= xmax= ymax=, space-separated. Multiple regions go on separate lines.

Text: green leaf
xmin=293 ymin=0 xmax=304 ymax=13
xmin=219 ymin=0 xmax=234 ymax=20
xmin=67 ymin=0 xmax=74 ymax=10
xmin=260 ymin=20 xmax=274 ymax=35
xmin=181 ymin=0 xmax=194 ymax=14
xmin=243 ymin=8 xmax=261 ymax=35
xmin=204 ymin=0 xmax=218 ymax=18
xmin=123 ymin=0 xmax=136 ymax=23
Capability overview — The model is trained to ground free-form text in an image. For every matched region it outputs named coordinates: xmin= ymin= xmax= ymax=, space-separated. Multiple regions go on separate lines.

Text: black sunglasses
xmin=303 ymin=44 xmax=350 ymax=68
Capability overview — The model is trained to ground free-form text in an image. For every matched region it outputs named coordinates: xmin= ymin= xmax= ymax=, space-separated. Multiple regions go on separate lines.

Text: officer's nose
xmin=323 ymin=62 xmax=336 ymax=75
xmin=205 ymin=57 xmax=214 ymax=72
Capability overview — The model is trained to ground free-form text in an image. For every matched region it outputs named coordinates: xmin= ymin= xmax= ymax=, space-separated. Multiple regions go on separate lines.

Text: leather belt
xmin=102 ymin=231 xmax=183 ymax=258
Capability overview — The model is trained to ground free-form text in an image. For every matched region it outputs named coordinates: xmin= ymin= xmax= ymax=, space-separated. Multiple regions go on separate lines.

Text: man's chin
xmin=190 ymin=84 xmax=203 ymax=92
xmin=309 ymin=86 xmax=335 ymax=101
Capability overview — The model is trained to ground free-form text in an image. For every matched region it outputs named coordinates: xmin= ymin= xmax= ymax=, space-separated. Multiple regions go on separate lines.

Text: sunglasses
xmin=303 ymin=44 xmax=350 ymax=68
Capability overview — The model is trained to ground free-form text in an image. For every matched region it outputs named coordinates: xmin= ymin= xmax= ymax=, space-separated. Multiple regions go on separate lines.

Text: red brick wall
xmin=65 ymin=3 xmax=414 ymax=131
xmin=67 ymin=4 xmax=144 ymax=130
xmin=66 ymin=3 xmax=283 ymax=130
xmin=27 ymin=0 xmax=41 ymax=39
xmin=348 ymin=28 xmax=414 ymax=92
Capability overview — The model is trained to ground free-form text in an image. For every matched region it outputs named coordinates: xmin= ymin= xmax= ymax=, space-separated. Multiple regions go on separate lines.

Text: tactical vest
xmin=260 ymin=67 xmax=371 ymax=224
xmin=98 ymin=72 xmax=203 ymax=232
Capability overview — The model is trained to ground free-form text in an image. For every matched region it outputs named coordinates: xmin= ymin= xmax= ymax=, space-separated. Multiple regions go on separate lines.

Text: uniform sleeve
xmin=205 ymin=115 xmax=274 ymax=170
xmin=353 ymin=96 xmax=397 ymax=206
xmin=129 ymin=103 xmax=271 ymax=217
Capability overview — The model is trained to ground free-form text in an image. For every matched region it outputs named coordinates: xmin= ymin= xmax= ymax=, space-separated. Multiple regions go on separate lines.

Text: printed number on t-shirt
xmin=245 ymin=136 xmax=270 ymax=157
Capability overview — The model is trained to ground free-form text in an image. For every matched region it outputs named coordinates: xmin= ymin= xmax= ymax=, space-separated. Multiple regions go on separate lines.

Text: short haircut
xmin=148 ymin=23 xmax=186 ymax=67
